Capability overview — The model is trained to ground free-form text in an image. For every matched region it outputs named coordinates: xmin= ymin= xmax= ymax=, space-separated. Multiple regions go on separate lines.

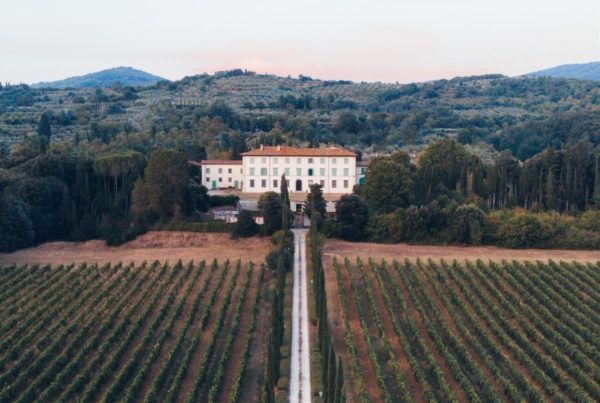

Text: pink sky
xmin=1 ymin=0 xmax=599 ymax=84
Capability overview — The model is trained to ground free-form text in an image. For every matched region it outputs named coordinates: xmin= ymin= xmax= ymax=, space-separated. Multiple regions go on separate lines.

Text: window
xmin=260 ymin=167 xmax=268 ymax=176
xmin=228 ymin=168 xmax=232 ymax=174
xmin=218 ymin=168 xmax=223 ymax=174
xmin=228 ymin=177 xmax=232 ymax=183
xmin=308 ymin=157 xmax=314 ymax=164
xmin=343 ymin=180 xmax=349 ymax=188
xmin=205 ymin=177 xmax=210 ymax=183
xmin=285 ymin=157 xmax=290 ymax=164
xmin=332 ymin=168 xmax=337 ymax=176
xmin=261 ymin=157 xmax=267 ymax=164
xmin=343 ymin=168 xmax=349 ymax=176
xmin=250 ymin=167 xmax=255 ymax=176
xmin=250 ymin=179 xmax=255 ymax=188
xmin=218 ymin=177 xmax=223 ymax=182
xmin=296 ymin=167 xmax=301 ymax=176
xmin=285 ymin=167 xmax=290 ymax=176
xmin=308 ymin=168 xmax=314 ymax=176
xmin=250 ymin=157 xmax=255 ymax=164
xmin=240 ymin=168 xmax=243 ymax=173
xmin=286 ymin=180 xmax=290 ymax=187
xmin=332 ymin=158 xmax=337 ymax=164
xmin=320 ymin=167 xmax=325 ymax=176
xmin=273 ymin=179 xmax=278 ymax=188
xmin=320 ymin=180 xmax=325 ymax=187
xmin=297 ymin=158 xmax=302 ymax=163
xmin=332 ymin=180 xmax=337 ymax=189
xmin=273 ymin=157 xmax=278 ymax=164
xmin=344 ymin=158 xmax=349 ymax=164
xmin=261 ymin=179 xmax=267 ymax=188
xmin=206 ymin=167 xmax=211 ymax=173
xmin=273 ymin=167 xmax=279 ymax=176
xmin=320 ymin=157 xmax=325 ymax=164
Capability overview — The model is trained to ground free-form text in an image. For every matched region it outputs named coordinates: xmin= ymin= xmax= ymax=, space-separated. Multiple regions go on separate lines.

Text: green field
xmin=328 ymin=257 xmax=600 ymax=402
xmin=0 ymin=260 xmax=268 ymax=403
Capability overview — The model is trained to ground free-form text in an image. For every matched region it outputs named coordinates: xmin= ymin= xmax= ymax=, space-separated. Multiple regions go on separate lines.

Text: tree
xmin=452 ymin=204 xmax=485 ymax=245
xmin=280 ymin=174 xmax=290 ymax=210
xmin=280 ymin=174 xmax=292 ymax=229
xmin=416 ymin=139 xmax=479 ymax=202
xmin=10 ymin=177 xmax=72 ymax=243
xmin=183 ymin=182 xmax=209 ymax=214
xmin=498 ymin=214 xmax=543 ymax=248
xmin=37 ymin=112 xmax=52 ymax=153
xmin=259 ymin=191 xmax=282 ymax=235
xmin=362 ymin=155 xmax=413 ymax=213
xmin=0 ymin=195 xmax=34 ymax=252
xmin=335 ymin=194 xmax=368 ymax=241
xmin=232 ymin=209 xmax=259 ymax=238
xmin=131 ymin=148 xmax=189 ymax=224
xmin=593 ymin=152 xmax=600 ymax=208
xmin=304 ymin=183 xmax=326 ymax=229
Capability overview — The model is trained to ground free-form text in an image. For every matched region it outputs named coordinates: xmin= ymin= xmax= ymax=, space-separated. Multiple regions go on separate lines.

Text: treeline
xmin=0 ymin=146 xmax=215 ymax=252
xmin=263 ymin=182 xmax=295 ymax=403
xmin=310 ymin=210 xmax=345 ymax=402
xmin=324 ymin=138 xmax=600 ymax=249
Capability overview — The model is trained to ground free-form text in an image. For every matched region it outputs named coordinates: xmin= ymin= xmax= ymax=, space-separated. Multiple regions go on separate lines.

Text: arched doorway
xmin=295 ymin=179 xmax=302 ymax=191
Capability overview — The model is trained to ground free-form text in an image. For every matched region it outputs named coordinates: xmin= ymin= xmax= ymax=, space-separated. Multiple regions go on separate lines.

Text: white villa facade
xmin=199 ymin=146 xmax=367 ymax=193
xmin=200 ymin=160 xmax=243 ymax=190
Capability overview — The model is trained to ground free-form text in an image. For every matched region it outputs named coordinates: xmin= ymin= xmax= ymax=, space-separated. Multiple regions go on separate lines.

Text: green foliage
xmin=498 ymin=214 xmax=543 ymax=248
xmin=367 ymin=211 xmax=404 ymax=243
xmin=231 ymin=210 xmax=259 ymax=238
xmin=417 ymin=139 xmax=478 ymax=202
xmin=362 ymin=153 xmax=413 ymax=213
xmin=335 ymin=194 xmax=369 ymax=241
xmin=131 ymin=148 xmax=189 ymax=225
xmin=0 ymin=195 xmax=34 ymax=252
xmin=259 ymin=192 xmax=282 ymax=235
xmin=208 ymin=194 xmax=239 ymax=207
xmin=304 ymin=184 xmax=327 ymax=229
xmin=452 ymin=204 xmax=485 ymax=245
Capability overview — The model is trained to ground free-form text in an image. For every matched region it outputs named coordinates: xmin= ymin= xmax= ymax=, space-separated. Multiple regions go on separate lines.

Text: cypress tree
xmin=593 ymin=153 xmax=600 ymax=208
xmin=546 ymin=168 xmax=555 ymax=210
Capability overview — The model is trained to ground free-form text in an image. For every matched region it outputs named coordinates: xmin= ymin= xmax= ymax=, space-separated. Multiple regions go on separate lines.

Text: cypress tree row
xmin=310 ymin=192 xmax=345 ymax=403
xmin=263 ymin=177 xmax=293 ymax=402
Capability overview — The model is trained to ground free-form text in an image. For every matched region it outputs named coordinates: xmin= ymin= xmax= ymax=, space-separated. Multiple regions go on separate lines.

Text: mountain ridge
xmin=31 ymin=66 xmax=167 ymax=89
xmin=526 ymin=61 xmax=600 ymax=81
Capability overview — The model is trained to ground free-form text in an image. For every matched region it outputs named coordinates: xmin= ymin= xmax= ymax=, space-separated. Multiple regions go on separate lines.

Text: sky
xmin=2 ymin=0 xmax=599 ymax=84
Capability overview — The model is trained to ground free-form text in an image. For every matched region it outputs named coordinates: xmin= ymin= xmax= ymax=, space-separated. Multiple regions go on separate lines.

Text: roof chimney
xmin=277 ymin=145 xmax=281 ymax=151
xmin=260 ymin=144 xmax=264 ymax=151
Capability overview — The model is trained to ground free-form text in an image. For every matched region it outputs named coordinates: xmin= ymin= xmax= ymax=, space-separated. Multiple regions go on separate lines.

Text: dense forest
xmin=2 ymin=70 xmax=600 ymax=251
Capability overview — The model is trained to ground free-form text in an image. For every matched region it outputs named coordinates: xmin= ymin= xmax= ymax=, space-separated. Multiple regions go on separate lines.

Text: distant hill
xmin=31 ymin=67 xmax=167 ymax=89
xmin=526 ymin=61 xmax=600 ymax=81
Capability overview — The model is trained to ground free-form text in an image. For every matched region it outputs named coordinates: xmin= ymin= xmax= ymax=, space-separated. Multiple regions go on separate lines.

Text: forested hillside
xmin=2 ymin=69 xmax=600 ymax=252
xmin=2 ymin=69 xmax=600 ymax=163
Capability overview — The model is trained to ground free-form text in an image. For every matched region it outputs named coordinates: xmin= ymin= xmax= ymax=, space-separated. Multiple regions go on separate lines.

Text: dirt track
xmin=324 ymin=239 xmax=600 ymax=264
xmin=0 ymin=231 xmax=271 ymax=266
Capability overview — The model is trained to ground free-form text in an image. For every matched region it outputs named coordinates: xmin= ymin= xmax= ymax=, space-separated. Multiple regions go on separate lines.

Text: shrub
xmin=209 ymin=194 xmax=239 ymax=207
xmin=231 ymin=210 xmax=259 ymax=238
xmin=498 ymin=214 xmax=542 ymax=248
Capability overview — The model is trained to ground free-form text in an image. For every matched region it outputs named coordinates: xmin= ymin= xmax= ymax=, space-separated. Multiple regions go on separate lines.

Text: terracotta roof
xmin=199 ymin=160 xmax=243 ymax=165
xmin=241 ymin=146 xmax=356 ymax=157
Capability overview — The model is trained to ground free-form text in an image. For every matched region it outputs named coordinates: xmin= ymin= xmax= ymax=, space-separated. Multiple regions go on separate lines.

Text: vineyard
xmin=0 ymin=259 xmax=269 ymax=403
xmin=326 ymin=257 xmax=600 ymax=403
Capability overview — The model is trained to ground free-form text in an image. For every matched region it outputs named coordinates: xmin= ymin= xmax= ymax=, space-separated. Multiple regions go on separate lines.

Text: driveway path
xmin=290 ymin=229 xmax=311 ymax=403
